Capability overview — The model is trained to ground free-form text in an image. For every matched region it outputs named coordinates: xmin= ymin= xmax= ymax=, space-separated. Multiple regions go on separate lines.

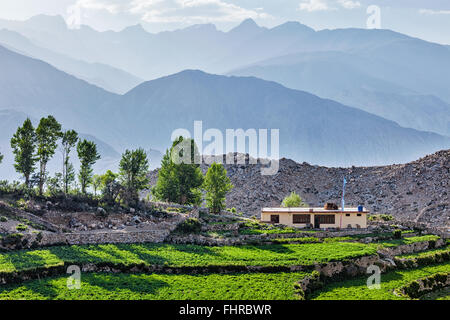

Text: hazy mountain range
xmin=0 ymin=29 xmax=141 ymax=94
xmin=230 ymin=51 xmax=450 ymax=136
xmin=0 ymin=15 xmax=449 ymax=180
xmin=0 ymin=15 xmax=448 ymax=139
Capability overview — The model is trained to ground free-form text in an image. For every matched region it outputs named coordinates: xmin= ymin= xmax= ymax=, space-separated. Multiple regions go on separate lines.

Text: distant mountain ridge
xmin=0 ymin=44 xmax=120 ymax=142
xmin=230 ymin=51 xmax=450 ymax=137
xmin=2 ymin=15 xmax=449 ymax=139
xmin=0 ymin=29 xmax=142 ymax=93
xmin=0 ymin=44 xmax=448 ymax=176
xmin=100 ymin=69 xmax=450 ymax=167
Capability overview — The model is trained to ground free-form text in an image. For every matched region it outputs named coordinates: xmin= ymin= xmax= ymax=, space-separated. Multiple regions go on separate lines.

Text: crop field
xmin=309 ymin=262 xmax=450 ymax=300
xmin=0 ymin=231 xmax=446 ymax=301
xmin=371 ymin=235 xmax=440 ymax=248
xmin=0 ymin=271 xmax=309 ymax=300
xmin=396 ymin=246 xmax=450 ymax=259
xmin=0 ymin=242 xmax=377 ymax=273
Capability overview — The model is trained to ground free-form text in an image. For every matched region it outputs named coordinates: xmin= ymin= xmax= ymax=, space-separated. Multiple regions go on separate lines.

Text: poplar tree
xmin=10 ymin=118 xmax=37 ymax=188
xmin=203 ymin=163 xmax=233 ymax=213
xmin=77 ymin=139 xmax=100 ymax=194
xmin=61 ymin=130 xmax=78 ymax=193
xmin=119 ymin=148 xmax=150 ymax=204
xmin=36 ymin=116 xmax=62 ymax=195
xmin=152 ymin=137 xmax=204 ymax=205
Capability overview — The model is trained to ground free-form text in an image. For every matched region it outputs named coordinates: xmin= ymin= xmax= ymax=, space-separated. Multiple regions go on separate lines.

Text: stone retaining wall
xmin=377 ymin=239 xmax=446 ymax=258
xmin=166 ymin=229 xmax=391 ymax=246
xmin=395 ymin=247 xmax=450 ymax=269
xmin=40 ymin=229 xmax=171 ymax=246
xmin=295 ymin=254 xmax=394 ymax=299
xmin=397 ymin=273 xmax=450 ymax=299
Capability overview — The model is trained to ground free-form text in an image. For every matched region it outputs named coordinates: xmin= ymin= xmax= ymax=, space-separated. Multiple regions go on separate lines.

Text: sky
xmin=0 ymin=0 xmax=449 ymax=44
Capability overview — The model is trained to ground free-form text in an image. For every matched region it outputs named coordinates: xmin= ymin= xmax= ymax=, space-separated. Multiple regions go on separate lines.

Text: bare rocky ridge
xmin=148 ymin=150 xmax=450 ymax=229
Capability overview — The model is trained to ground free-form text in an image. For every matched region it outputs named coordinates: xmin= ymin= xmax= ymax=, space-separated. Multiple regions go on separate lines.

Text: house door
xmin=314 ymin=216 xmax=320 ymax=229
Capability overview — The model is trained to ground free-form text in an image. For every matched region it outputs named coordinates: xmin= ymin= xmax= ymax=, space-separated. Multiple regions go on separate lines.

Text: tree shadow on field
xmin=251 ymin=244 xmax=296 ymax=255
xmin=171 ymin=244 xmax=219 ymax=256
xmin=6 ymin=249 xmax=49 ymax=273
xmin=126 ymin=244 xmax=170 ymax=265
xmin=0 ymin=276 xmax=61 ymax=299
xmin=82 ymin=273 xmax=170 ymax=299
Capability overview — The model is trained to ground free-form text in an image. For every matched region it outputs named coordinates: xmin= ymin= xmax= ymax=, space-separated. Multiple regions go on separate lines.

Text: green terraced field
xmin=309 ymin=262 xmax=450 ymax=300
xmin=396 ymin=246 xmax=449 ymax=259
xmin=0 ymin=242 xmax=377 ymax=273
xmin=0 ymin=272 xmax=308 ymax=300
xmin=371 ymin=235 xmax=440 ymax=248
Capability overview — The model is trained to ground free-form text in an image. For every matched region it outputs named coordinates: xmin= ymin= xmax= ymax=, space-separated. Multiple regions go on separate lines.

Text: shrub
xmin=0 ymin=216 xmax=7 ymax=222
xmin=393 ymin=229 xmax=402 ymax=239
xmin=282 ymin=192 xmax=307 ymax=208
xmin=16 ymin=224 xmax=28 ymax=231
xmin=174 ymin=218 xmax=202 ymax=234
xmin=368 ymin=214 xmax=394 ymax=222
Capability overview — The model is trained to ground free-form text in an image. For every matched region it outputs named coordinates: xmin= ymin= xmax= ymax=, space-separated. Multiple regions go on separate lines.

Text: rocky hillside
xmin=149 ymin=150 xmax=449 ymax=229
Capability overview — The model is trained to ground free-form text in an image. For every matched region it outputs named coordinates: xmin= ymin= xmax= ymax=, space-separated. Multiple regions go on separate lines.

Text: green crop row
xmin=0 ymin=271 xmax=309 ymax=300
xmin=309 ymin=262 xmax=450 ymax=300
xmin=369 ymin=235 xmax=440 ymax=248
xmin=0 ymin=242 xmax=377 ymax=273
xmin=396 ymin=246 xmax=450 ymax=260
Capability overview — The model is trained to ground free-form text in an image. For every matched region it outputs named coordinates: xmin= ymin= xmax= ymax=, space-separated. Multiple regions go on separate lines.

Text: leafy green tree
xmin=0 ymin=151 xmax=3 ymax=165
xmin=36 ymin=116 xmax=62 ymax=195
xmin=281 ymin=191 xmax=307 ymax=208
xmin=46 ymin=173 xmax=63 ymax=196
xmin=152 ymin=137 xmax=204 ymax=205
xmin=119 ymin=148 xmax=150 ymax=204
xmin=100 ymin=170 xmax=120 ymax=203
xmin=203 ymin=162 xmax=234 ymax=213
xmin=92 ymin=174 xmax=102 ymax=197
xmin=77 ymin=139 xmax=100 ymax=194
xmin=61 ymin=130 xmax=78 ymax=194
xmin=152 ymin=150 xmax=179 ymax=203
xmin=10 ymin=118 xmax=37 ymax=188
xmin=64 ymin=162 xmax=76 ymax=193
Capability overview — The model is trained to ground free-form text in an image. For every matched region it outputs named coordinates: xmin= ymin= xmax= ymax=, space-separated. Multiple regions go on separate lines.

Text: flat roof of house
xmin=262 ymin=207 xmax=369 ymax=213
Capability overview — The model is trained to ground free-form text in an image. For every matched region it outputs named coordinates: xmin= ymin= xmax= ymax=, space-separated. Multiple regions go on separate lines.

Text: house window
xmin=293 ymin=214 xmax=310 ymax=224
xmin=316 ymin=215 xmax=335 ymax=224
xmin=270 ymin=215 xmax=280 ymax=223
xmin=346 ymin=214 xmax=350 ymax=217
xmin=357 ymin=214 xmax=362 ymax=217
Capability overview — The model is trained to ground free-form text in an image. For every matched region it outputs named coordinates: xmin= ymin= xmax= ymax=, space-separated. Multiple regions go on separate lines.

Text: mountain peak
xmin=183 ymin=23 xmax=217 ymax=33
xmin=26 ymin=14 xmax=67 ymax=30
xmin=229 ymin=18 xmax=261 ymax=33
xmin=240 ymin=18 xmax=258 ymax=28
xmin=121 ymin=23 xmax=147 ymax=34
xmin=271 ymin=21 xmax=314 ymax=34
